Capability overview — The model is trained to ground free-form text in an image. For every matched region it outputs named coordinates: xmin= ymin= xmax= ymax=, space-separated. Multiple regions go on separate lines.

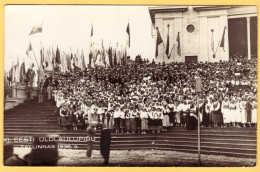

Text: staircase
xmin=4 ymin=99 xmax=257 ymax=159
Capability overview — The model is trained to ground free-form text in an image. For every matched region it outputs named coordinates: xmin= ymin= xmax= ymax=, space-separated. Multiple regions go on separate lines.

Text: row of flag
xmin=156 ymin=25 xmax=226 ymax=59
xmin=6 ymin=21 xmax=131 ymax=86
xmin=89 ymin=22 xmax=130 ymax=68
xmin=7 ymin=43 xmax=130 ymax=86
xmin=155 ymin=26 xmax=181 ymax=59
xmin=6 ymin=57 xmax=34 ymax=86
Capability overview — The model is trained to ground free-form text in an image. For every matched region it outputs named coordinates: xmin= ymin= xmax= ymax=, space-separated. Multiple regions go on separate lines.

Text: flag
xmin=94 ymin=50 xmax=104 ymax=67
xmin=26 ymin=43 xmax=32 ymax=55
xmin=101 ymin=39 xmax=106 ymax=66
xmin=176 ymin=32 xmax=181 ymax=56
xmin=108 ymin=47 xmax=113 ymax=67
xmin=90 ymin=24 xmax=93 ymax=37
xmin=20 ymin=62 xmax=26 ymax=83
xmin=89 ymin=52 xmax=93 ymax=68
xmin=56 ymin=47 xmax=61 ymax=64
xmin=74 ymin=53 xmax=79 ymax=71
xmin=71 ymin=52 xmax=75 ymax=71
xmin=15 ymin=59 xmax=20 ymax=83
xmin=45 ymin=47 xmax=51 ymax=70
xmin=165 ymin=25 xmax=170 ymax=58
xmin=81 ymin=50 xmax=86 ymax=70
xmin=4 ymin=72 xmax=10 ymax=98
xmin=220 ymin=27 xmax=226 ymax=52
xmin=126 ymin=22 xmax=130 ymax=47
xmin=116 ymin=47 xmax=121 ymax=65
xmin=60 ymin=51 xmax=68 ymax=73
xmin=40 ymin=47 xmax=45 ymax=69
xmin=114 ymin=49 xmax=117 ymax=66
xmin=9 ymin=65 xmax=14 ymax=83
xmin=7 ymin=67 xmax=13 ymax=84
xmin=52 ymin=46 xmax=55 ymax=68
xmin=76 ymin=50 xmax=80 ymax=68
xmin=123 ymin=48 xmax=127 ymax=66
xmin=12 ymin=65 xmax=16 ymax=82
xmin=66 ymin=54 xmax=71 ymax=72
xmin=38 ymin=64 xmax=45 ymax=83
xmin=29 ymin=24 xmax=42 ymax=35
xmin=155 ymin=28 xmax=163 ymax=58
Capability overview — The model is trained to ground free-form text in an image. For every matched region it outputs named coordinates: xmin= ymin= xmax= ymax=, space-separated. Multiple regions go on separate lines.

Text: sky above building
xmin=4 ymin=5 xmax=155 ymax=71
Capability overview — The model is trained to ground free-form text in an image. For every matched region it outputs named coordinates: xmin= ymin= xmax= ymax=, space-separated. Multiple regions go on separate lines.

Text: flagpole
xmin=128 ymin=19 xmax=130 ymax=49
xmin=158 ymin=28 xmax=166 ymax=62
xmin=168 ymin=44 xmax=176 ymax=59
xmin=165 ymin=24 xmax=170 ymax=60
xmin=168 ymin=32 xmax=180 ymax=59
xmin=213 ymin=39 xmax=221 ymax=58
xmin=32 ymin=46 xmax=45 ymax=75
xmin=213 ymin=26 xmax=226 ymax=58
xmin=32 ymin=47 xmax=40 ymax=70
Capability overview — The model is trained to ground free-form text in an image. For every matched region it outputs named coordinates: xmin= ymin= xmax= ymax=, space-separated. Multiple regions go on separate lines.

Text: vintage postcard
xmin=1 ymin=2 xmax=258 ymax=169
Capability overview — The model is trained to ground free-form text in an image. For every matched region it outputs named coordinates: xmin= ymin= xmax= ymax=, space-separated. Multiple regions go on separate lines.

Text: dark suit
xmin=245 ymin=101 xmax=252 ymax=122
xmin=100 ymin=129 xmax=111 ymax=165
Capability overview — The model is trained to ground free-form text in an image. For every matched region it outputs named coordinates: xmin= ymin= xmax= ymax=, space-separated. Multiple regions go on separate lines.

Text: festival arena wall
xmin=152 ymin=6 xmax=258 ymax=64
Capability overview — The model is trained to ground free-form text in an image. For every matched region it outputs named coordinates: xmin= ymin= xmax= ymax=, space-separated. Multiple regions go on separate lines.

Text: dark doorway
xmin=185 ymin=56 xmax=198 ymax=63
xmin=250 ymin=17 xmax=257 ymax=56
xmin=228 ymin=18 xmax=247 ymax=57
xmin=228 ymin=17 xmax=257 ymax=58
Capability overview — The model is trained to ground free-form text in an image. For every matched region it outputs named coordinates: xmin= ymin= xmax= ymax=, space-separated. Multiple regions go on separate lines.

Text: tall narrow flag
xmin=124 ymin=48 xmax=127 ymax=66
xmin=14 ymin=58 xmax=20 ymax=83
xmin=52 ymin=46 xmax=55 ymax=66
xmin=220 ymin=26 xmax=226 ymax=52
xmin=89 ymin=53 xmax=93 ymax=68
xmin=101 ymin=39 xmax=107 ymax=66
xmin=114 ymin=50 xmax=117 ymax=66
xmin=90 ymin=24 xmax=93 ymax=37
xmin=40 ymin=47 xmax=45 ymax=69
xmin=45 ymin=47 xmax=50 ymax=69
xmin=176 ymin=32 xmax=181 ymax=56
xmin=108 ymin=47 xmax=113 ymax=67
xmin=81 ymin=50 xmax=86 ymax=70
xmin=155 ymin=28 xmax=163 ymax=58
xmin=20 ymin=62 xmax=26 ymax=83
xmin=29 ymin=24 xmax=42 ymax=35
xmin=71 ymin=52 xmax=75 ymax=71
xmin=56 ymin=47 xmax=61 ymax=64
xmin=126 ymin=22 xmax=130 ymax=47
xmin=165 ymin=24 xmax=170 ymax=58
xmin=26 ymin=43 xmax=32 ymax=55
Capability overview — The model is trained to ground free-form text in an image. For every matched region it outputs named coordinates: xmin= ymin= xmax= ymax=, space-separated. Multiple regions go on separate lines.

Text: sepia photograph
xmin=3 ymin=5 xmax=257 ymax=167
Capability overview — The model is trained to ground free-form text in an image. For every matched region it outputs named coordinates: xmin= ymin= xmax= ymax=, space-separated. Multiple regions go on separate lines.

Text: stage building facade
xmin=149 ymin=6 xmax=257 ymax=63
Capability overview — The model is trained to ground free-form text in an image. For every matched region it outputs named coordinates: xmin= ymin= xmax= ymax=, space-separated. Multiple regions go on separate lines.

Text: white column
xmin=246 ymin=17 xmax=251 ymax=60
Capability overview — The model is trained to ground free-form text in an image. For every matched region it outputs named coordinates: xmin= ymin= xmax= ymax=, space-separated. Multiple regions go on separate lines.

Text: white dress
xmin=222 ymin=101 xmax=230 ymax=123
xmin=235 ymin=102 xmax=242 ymax=123
xmin=229 ymin=103 xmax=236 ymax=123
xmin=175 ymin=104 xmax=182 ymax=124
xmin=251 ymin=101 xmax=257 ymax=124
xmin=240 ymin=101 xmax=247 ymax=123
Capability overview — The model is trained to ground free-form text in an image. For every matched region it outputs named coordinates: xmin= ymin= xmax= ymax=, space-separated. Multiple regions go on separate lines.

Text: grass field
xmin=13 ymin=147 xmax=256 ymax=167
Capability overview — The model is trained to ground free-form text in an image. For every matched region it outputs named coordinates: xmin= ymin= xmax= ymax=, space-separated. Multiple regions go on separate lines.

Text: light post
xmin=195 ymin=77 xmax=202 ymax=166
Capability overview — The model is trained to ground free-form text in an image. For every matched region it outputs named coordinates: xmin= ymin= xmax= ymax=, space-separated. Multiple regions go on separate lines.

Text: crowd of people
xmin=38 ymin=56 xmax=257 ymax=134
